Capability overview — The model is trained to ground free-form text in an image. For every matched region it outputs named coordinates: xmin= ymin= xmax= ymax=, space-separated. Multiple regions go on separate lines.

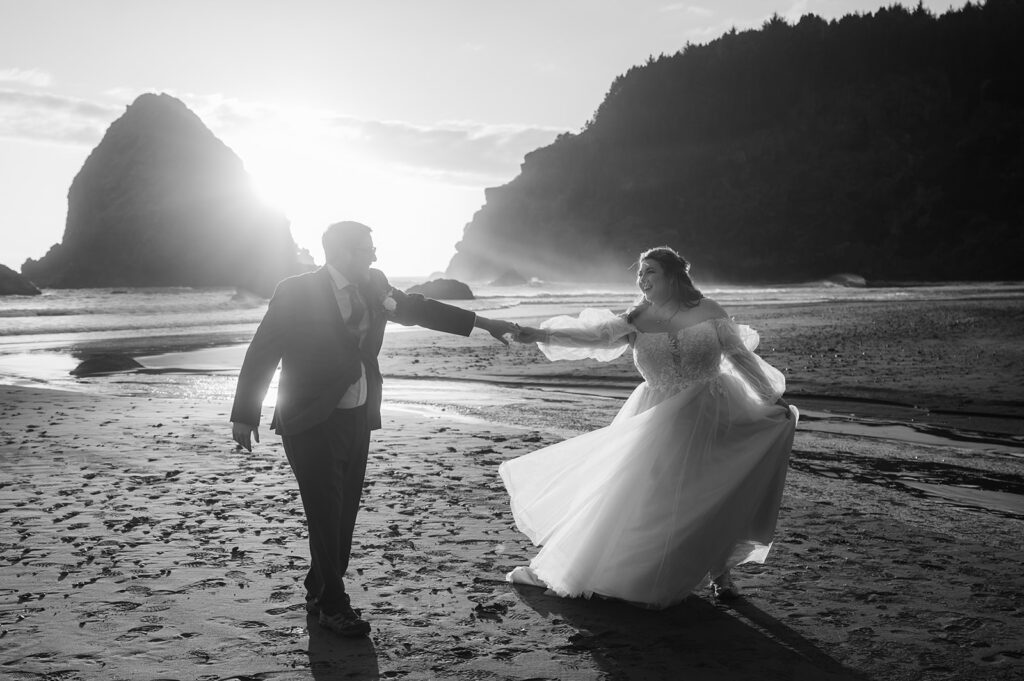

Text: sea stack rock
xmin=0 ymin=264 xmax=41 ymax=295
xmin=489 ymin=269 xmax=528 ymax=287
xmin=406 ymin=278 xmax=474 ymax=300
xmin=21 ymin=93 xmax=305 ymax=297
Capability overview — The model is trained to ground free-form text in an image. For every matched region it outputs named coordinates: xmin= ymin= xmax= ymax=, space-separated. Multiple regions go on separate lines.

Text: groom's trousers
xmin=282 ymin=405 xmax=370 ymax=615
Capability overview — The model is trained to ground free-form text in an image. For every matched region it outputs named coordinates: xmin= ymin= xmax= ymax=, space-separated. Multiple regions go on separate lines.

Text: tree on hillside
xmin=448 ymin=0 xmax=1024 ymax=284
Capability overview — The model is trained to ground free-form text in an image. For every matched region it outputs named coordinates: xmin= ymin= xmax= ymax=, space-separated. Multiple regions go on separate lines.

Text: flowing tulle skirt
xmin=499 ymin=373 xmax=797 ymax=609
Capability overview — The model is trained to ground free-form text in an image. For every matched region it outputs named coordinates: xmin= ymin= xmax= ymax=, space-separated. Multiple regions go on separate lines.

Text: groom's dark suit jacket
xmin=231 ymin=266 xmax=475 ymax=434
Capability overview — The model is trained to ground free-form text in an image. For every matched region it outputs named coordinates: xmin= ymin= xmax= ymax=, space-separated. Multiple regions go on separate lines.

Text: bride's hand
xmin=775 ymin=397 xmax=793 ymax=418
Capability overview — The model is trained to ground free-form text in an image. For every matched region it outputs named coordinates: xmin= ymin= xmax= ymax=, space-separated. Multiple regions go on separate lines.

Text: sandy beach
xmin=1 ymin=293 xmax=1023 ymax=680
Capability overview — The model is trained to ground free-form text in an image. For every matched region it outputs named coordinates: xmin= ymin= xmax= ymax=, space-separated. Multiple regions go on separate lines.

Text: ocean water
xmin=1 ymin=279 xmax=1022 ymax=395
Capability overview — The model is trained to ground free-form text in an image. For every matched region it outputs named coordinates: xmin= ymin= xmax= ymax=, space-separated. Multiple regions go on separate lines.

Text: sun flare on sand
xmin=231 ymin=119 xmax=483 ymax=278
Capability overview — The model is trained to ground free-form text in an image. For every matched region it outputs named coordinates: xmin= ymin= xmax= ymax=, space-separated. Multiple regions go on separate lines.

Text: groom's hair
xmin=323 ymin=221 xmax=372 ymax=255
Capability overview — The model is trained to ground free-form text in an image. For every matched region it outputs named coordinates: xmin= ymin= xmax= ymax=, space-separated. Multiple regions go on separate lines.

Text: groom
xmin=231 ymin=220 xmax=515 ymax=637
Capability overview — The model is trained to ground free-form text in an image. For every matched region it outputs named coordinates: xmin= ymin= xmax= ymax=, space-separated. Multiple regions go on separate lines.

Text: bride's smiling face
xmin=637 ymin=258 xmax=670 ymax=303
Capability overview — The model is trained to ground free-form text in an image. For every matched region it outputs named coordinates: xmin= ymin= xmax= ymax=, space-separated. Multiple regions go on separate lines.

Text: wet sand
xmin=1 ymin=295 xmax=1023 ymax=680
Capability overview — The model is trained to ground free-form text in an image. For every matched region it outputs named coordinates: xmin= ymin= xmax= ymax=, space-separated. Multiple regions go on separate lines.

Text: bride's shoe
xmin=711 ymin=571 xmax=741 ymax=600
xmin=506 ymin=566 xmax=548 ymax=588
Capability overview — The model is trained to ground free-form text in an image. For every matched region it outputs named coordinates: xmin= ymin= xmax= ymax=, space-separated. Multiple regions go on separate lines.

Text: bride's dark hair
xmin=626 ymin=246 xmax=704 ymax=322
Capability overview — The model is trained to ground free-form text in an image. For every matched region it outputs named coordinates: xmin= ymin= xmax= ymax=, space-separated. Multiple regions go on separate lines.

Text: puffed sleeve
xmin=535 ymin=308 xmax=633 ymax=362
xmin=714 ymin=318 xmax=786 ymax=403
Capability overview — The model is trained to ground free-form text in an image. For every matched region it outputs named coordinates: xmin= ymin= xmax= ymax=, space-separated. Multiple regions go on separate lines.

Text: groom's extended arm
xmin=379 ymin=271 xmax=516 ymax=344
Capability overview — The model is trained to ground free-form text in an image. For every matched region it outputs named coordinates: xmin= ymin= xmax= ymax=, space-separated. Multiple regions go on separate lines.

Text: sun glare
xmin=236 ymin=125 xmax=480 ymax=278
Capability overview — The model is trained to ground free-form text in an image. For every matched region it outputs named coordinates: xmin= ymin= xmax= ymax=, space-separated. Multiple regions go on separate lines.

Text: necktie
xmin=346 ymin=285 xmax=366 ymax=332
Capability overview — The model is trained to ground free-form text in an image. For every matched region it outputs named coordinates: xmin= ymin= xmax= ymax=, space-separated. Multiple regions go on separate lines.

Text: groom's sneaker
xmin=318 ymin=606 xmax=370 ymax=637
xmin=306 ymin=592 xmax=362 ymax=618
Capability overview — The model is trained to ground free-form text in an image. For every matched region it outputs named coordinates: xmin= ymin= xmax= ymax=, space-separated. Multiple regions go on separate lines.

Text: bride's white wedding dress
xmin=499 ymin=309 xmax=797 ymax=609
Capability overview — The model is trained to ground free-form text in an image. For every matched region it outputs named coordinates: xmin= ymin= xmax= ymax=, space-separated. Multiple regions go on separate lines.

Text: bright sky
xmin=0 ymin=0 xmax=964 ymax=277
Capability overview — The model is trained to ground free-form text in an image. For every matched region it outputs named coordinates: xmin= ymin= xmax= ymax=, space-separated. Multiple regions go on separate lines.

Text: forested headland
xmin=446 ymin=0 xmax=1023 ymax=285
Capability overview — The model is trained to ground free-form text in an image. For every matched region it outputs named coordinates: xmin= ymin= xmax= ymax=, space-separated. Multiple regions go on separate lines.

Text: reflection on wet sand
xmin=790 ymin=449 xmax=1024 ymax=518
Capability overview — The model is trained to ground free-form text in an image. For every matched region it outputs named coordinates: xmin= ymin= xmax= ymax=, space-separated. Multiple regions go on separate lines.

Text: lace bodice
xmin=633 ymin=321 xmax=722 ymax=392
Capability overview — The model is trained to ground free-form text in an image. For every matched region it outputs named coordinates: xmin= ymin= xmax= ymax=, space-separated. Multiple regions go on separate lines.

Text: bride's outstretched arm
xmin=513 ymin=326 xmax=549 ymax=343
xmin=727 ymin=347 xmax=784 ymax=402
xmin=515 ymin=309 xmax=633 ymax=362
xmin=515 ymin=325 xmax=621 ymax=344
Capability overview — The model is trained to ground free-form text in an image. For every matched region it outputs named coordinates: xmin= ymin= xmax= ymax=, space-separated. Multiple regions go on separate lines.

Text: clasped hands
xmin=474 ymin=317 xmax=545 ymax=346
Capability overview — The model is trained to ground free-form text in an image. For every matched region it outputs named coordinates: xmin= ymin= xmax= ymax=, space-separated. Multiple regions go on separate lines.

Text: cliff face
xmin=22 ymin=93 xmax=305 ymax=296
xmin=447 ymin=1 xmax=1024 ymax=284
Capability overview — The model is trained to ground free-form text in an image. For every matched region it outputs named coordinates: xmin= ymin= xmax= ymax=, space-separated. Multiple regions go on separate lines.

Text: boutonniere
xmin=382 ymin=288 xmax=398 ymax=314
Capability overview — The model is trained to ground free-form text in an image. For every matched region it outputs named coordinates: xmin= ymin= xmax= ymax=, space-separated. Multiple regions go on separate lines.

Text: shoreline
xmin=3 ymin=344 xmax=1023 ymax=454
xmin=2 ymin=292 xmax=1023 ymax=460
xmin=3 ymin=291 xmax=1023 ymax=407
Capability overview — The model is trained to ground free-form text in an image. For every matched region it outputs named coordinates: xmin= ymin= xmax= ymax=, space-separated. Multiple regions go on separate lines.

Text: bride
xmin=501 ymin=246 xmax=797 ymax=609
